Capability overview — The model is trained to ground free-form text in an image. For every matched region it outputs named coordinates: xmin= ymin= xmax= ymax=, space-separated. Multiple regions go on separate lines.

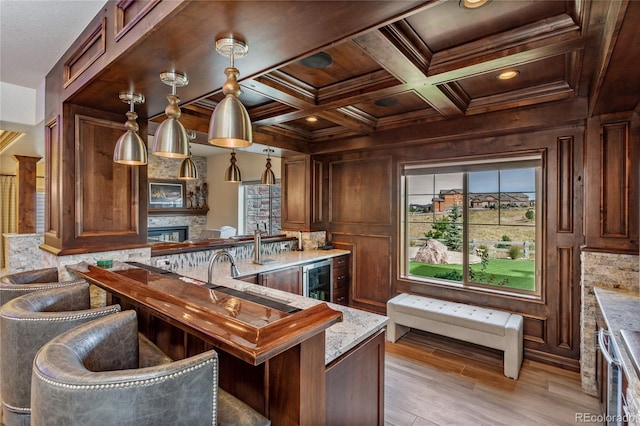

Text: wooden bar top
xmin=67 ymin=261 xmax=342 ymax=365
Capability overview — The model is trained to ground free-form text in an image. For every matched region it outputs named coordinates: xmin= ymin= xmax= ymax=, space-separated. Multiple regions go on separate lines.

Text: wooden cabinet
xmin=237 ymin=274 xmax=259 ymax=285
xmin=260 ymin=265 xmax=302 ymax=295
xmin=43 ymin=104 xmax=147 ymax=255
xmin=281 ymin=155 xmax=324 ymax=231
xmin=332 ymin=254 xmax=350 ymax=306
xmin=585 ymin=112 xmax=639 ymax=253
xmin=326 ymin=329 xmax=385 ymax=425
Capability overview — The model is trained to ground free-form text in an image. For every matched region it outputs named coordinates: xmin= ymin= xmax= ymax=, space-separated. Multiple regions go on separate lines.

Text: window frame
xmin=241 ymin=179 xmax=281 ymax=235
xmin=400 ymin=154 xmax=543 ymax=300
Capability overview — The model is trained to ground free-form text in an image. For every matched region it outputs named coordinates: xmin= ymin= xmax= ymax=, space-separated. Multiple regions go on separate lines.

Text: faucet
xmin=253 ymin=228 xmax=262 ymax=264
xmin=207 ymin=250 xmax=240 ymax=283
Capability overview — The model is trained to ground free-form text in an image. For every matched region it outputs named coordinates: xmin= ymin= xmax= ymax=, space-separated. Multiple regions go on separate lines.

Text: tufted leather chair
xmin=0 ymin=267 xmax=86 ymax=306
xmin=31 ymin=310 xmax=271 ymax=426
xmin=0 ymin=282 xmax=123 ymax=426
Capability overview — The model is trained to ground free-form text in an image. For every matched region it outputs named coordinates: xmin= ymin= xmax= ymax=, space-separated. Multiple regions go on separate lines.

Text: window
xmin=401 ymin=156 xmax=541 ymax=296
xmin=243 ymin=181 xmax=281 ymax=235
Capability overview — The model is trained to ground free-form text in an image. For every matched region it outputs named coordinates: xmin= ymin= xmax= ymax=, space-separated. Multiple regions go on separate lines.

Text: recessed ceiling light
xmin=497 ymin=70 xmax=519 ymax=80
xmin=305 ymin=116 xmax=318 ymax=122
xmin=374 ymin=97 xmax=399 ymax=107
xmin=460 ymin=0 xmax=490 ymax=8
xmin=300 ymin=52 xmax=333 ymax=69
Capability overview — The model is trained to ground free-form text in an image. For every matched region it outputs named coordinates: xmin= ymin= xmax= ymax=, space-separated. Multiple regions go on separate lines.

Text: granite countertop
xmin=175 ymin=249 xmax=389 ymax=366
xmin=594 ymin=287 xmax=640 ymax=392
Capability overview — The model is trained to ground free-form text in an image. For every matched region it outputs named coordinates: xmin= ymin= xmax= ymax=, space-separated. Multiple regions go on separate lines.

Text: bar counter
xmin=175 ymin=248 xmax=390 ymax=365
xmin=67 ymin=252 xmax=389 ymax=425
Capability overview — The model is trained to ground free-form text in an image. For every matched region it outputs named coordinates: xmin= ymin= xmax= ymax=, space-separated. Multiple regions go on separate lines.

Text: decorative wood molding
xmin=44 ymin=116 xmax=60 ymax=240
xmin=466 ymin=81 xmax=574 ymax=116
xmin=557 ymin=135 xmax=574 ymax=233
xmin=317 ymin=70 xmax=398 ymax=104
xmin=428 ymin=14 xmax=580 ymax=76
xmin=63 ymin=18 xmax=106 ymax=88
xmin=0 ymin=130 xmax=22 ymax=151
xmin=557 ymin=246 xmax=574 ymax=350
xmin=114 ymin=0 xmax=161 ymax=42
xmin=600 ymin=121 xmax=630 ymax=238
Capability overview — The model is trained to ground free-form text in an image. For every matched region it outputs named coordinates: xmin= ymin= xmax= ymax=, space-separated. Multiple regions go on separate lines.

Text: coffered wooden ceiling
xmin=68 ymin=0 xmax=639 ymax=155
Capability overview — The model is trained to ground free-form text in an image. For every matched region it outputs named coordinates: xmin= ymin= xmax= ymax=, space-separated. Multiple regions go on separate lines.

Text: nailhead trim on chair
xmin=33 ymin=357 xmax=215 ymax=390
xmin=212 ymin=369 xmax=218 ymax=426
xmin=3 ymin=401 xmax=31 ymax=413
xmin=1 ymin=279 xmax=86 ymax=292
xmin=3 ymin=307 xmax=121 ymax=322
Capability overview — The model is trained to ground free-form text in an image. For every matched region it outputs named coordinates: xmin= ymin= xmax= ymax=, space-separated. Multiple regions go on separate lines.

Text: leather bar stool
xmin=0 ymin=282 xmax=124 ymax=426
xmin=31 ymin=310 xmax=271 ymax=426
xmin=0 ymin=267 xmax=86 ymax=306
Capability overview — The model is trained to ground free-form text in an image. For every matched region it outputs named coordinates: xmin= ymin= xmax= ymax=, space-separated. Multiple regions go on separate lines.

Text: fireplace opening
xmin=148 ymin=226 xmax=189 ymax=243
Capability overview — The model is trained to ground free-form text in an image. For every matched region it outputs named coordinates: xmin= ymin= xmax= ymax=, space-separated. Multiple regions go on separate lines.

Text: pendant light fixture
xmin=224 ymin=150 xmax=242 ymax=183
xmin=208 ymin=37 xmax=252 ymax=148
xmin=113 ymin=92 xmax=147 ymax=165
xmin=178 ymin=131 xmax=198 ymax=180
xmin=261 ymin=148 xmax=276 ymax=185
xmin=152 ymin=71 xmax=190 ymax=158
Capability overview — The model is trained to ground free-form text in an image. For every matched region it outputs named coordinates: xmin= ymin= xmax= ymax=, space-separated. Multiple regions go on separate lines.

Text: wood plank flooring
xmin=385 ymin=330 xmax=602 ymax=426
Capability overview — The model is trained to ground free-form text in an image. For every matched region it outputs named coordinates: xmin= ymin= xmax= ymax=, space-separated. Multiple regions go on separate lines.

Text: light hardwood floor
xmin=385 ymin=330 xmax=603 ymax=426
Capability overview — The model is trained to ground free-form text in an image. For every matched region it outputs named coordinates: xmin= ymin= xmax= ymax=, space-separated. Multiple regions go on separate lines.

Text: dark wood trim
xmin=63 ymin=18 xmax=106 ymax=88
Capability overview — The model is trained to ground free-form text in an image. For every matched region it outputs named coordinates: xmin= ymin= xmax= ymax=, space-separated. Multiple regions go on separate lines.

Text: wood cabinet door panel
xmin=261 ymin=266 xmax=302 ymax=295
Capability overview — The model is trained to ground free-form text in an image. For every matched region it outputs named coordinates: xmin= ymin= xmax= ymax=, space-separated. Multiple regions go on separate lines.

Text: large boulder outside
xmin=414 ymin=239 xmax=449 ymax=264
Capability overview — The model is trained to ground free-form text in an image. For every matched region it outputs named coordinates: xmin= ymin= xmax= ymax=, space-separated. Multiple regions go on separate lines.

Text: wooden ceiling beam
xmin=353 ymin=23 xmax=464 ymax=117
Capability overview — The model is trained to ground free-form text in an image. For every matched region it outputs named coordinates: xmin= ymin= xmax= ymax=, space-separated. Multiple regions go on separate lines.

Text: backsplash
xmin=152 ymin=239 xmax=299 ymax=270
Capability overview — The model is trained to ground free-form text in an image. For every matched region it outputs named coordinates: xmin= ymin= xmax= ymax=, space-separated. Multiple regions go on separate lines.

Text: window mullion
xmin=462 ymin=172 xmax=469 ymax=283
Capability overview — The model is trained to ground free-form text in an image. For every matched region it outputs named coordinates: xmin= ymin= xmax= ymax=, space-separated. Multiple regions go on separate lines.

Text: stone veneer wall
xmin=3 ymin=233 xmax=151 ymax=278
xmin=2 ymin=233 xmax=151 ymax=307
xmin=152 ymin=239 xmax=299 ymax=270
xmin=148 ymin=153 xmax=208 ymax=239
xmin=282 ymin=230 xmax=327 ymax=252
xmin=581 ymin=250 xmax=639 ymax=396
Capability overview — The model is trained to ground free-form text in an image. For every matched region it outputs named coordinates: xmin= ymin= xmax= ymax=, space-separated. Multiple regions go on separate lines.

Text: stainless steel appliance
xmin=302 ymin=259 xmax=332 ymax=302
xmin=597 ymin=328 xmax=622 ymax=425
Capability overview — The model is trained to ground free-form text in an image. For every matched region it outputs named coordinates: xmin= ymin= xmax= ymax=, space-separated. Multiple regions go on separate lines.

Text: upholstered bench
xmin=387 ymin=293 xmax=523 ymax=379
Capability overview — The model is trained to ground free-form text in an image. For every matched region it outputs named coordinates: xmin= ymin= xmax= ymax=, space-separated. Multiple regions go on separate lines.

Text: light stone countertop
xmin=594 ymin=287 xmax=640 ymax=415
xmin=175 ymin=249 xmax=389 ymax=366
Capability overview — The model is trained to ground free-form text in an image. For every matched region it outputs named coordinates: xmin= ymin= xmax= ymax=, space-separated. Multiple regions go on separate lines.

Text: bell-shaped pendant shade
xmin=209 ymin=38 xmax=252 ymax=148
xmin=114 ymin=92 xmax=147 ymax=165
xmin=114 ymin=128 xmax=148 ymax=165
xmin=153 ymin=94 xmax=190 ymax=158
xmin=261 ymin=157 xmax=276 ymax=185
xmin=209 ymin=93 xmax=252 ymax=148
xmin=208 ymin=67 xmax=252 ymax=148
xmin=224 ymin=151 xmax=242 ymax=182
xmin=178 ymin=156 xmax=198 ymax=180
xmin=153 ymin=72 xmax=190 ymax=158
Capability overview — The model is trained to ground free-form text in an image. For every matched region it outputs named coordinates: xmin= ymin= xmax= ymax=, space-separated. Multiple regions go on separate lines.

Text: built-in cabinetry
xmin=237 ymin=255 xmax=350 ymax=305
xmin=281 ymin=155 xmax=323 ymax=231
xmin=260 ymin=265 xmax=302 ymax=295
xmin=585 ymin=112 xmax=639 ymax=253
xmin=43 ymin=104 xmax=148 ymax=254
xmin=332 ymin=254 xmax=350 ymax=306
xmin=596 ymin=300 xmax=631 ymax=425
